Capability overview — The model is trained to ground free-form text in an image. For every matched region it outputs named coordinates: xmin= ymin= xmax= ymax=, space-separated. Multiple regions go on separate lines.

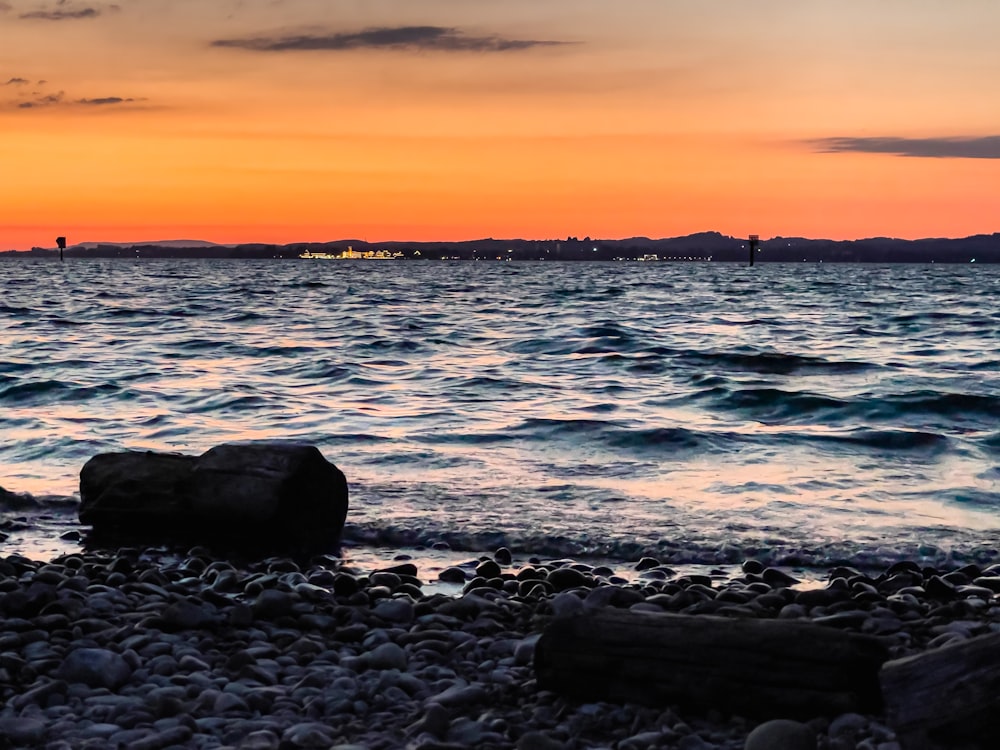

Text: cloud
xmin=813 ymin=136 xmax=1000 ymax=160
xmin=18 ymin=1 xmax=119 ymax=20
xmin=0 ymin=2 xmax=12 ymax=11
xmin=17 ymin=91 xmax=64 ymax=108
xmin=8 ymin=90 xmax=142 ymax=109
xmin=5 ymin=77 xmax=30 ymax=85
xmin=76 ymin=96 xmax=137 ymax=105
xmin=211 ymin=25 xmax=568 ymax=53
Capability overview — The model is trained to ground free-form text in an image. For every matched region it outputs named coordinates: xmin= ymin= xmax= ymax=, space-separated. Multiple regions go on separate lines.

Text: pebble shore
xmin=2 ymin=545 xmax=999 ymax=749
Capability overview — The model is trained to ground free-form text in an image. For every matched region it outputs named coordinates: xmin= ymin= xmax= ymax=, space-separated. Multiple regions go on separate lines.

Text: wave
xmin=679 ymin=350 xmax=878 ymax=375
xmin=339 ymin=521 xmax=1000 ymax=571
xmin=805 ymin=428 xmax=950 ymax=452
xmin=0 ymin=380 xmax=122 ymax=404
xmin=704 ymin=386 xmax=850 ymax=421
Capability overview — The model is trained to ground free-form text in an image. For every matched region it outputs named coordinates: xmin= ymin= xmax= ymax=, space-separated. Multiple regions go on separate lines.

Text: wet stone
xmin=438 ymin=566 xmax=468 ymax=584
xmin=545 ymin=567 xmax=589 ymax=592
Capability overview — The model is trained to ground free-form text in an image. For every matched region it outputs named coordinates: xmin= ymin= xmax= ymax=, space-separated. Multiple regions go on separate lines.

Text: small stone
xmin=925 ymin=575 xmax=958 ymax=600
xmin=427 ymin=682 xmax=486 ymax=707
xmin=546 ymin=567 xmax=589 ymax=591
xmin=366 ymin=642 xmax=407 ymax=670
xmin=622 ymin=731 xmax=667 ymax=750
xmin=406 ymin=702 xmax=450 ymax=738
xmin=829 ymin=712 xmax=870 ymax=738
xmin=252 ymin=589 xmax=295 ymax=619
xmin=282 ymin=722 xmax=336 ymax=748
xmin=0 ymin=717 xmax=46 ymax=746
xmin=517 ymin=731 xmax=567 ymax=750
xmin=677 ymin=734 xmax=712 ymax=750
xmin=239 ymin=730 xmax=280 ymax=750
xmin=549 ymin=591 xmax=584 ymax=618
xmin=635 ymin=556 xmax=661 ymax=571
xmin=372 ymin=598 xmax=414 ymax=624
xmin=379 ymin=562 xmax=418 ymax=577
xmin=762 ymin=568 xmax=800 ymax=587
xmin=475 ymin=559 xmax=502 ymax=579
xmin=162 ymin=599 xmax=216 ymax=630
xmin=745 ymin=719 xmax=815 ymax=750
xmin=57 ymin=647 xmax=132 ymax=689
xmin=494 ymin=547 xmax=513 ymax=565
xmin=438 ymin=566 xmax=468 ymax=583
xmin=447 ymin=717 xmax=488 ymax=745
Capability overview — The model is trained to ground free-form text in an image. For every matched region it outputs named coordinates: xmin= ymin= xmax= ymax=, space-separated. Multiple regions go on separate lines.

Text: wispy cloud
xmin=813 ymin=136 xmax=1000 ymax=160
xmin=5 ymin=77 xmax=30 ymax=85
xmin=212 ymin=25 xmax=569 ymax=53
xmin=17 ymin=91 xmax=64 ymax=108
xmin=76 ymin=96 xmax=136 ymax=105
xmin=18 ymin=1 xmax=119 ymax=21
xmin=9 ymin=90 xmax=142 ymax=109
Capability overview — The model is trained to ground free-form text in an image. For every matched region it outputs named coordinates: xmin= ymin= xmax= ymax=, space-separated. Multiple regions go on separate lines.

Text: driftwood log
xmin=534 ymin=608 xmax=888 ymax=719
xmin=880 ymin=630 xmax=1000 ymax=750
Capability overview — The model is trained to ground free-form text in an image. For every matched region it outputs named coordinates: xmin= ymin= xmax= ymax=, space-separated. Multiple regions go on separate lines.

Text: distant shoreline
xmin=3 ymin=230 xmax=999 ymax=263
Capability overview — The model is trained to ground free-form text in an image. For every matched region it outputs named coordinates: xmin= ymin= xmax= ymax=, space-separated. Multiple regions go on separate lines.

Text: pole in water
xmin=748 ymin=234 xmax=759 ymax=267
xmin=56 ymin=236 xmax=66 ymax=262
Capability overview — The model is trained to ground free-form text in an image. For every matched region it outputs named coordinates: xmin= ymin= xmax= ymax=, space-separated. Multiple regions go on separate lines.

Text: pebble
xmin=57 ymin=648 xmax=132 ymax=689
xmin=744 ymin=719 xmax=815 ymax=750
xmin=1 ymin=545 xmax=992 ymax=748
xmin=366 ymin=642 xmax=408 ymax=670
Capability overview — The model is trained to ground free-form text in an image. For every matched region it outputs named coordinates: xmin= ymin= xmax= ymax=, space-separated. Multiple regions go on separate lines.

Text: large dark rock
xmin=79 ymin=442 xmax=348 ymax=550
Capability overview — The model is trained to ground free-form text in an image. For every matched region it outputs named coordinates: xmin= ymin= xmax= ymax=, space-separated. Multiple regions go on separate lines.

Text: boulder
xmin=79 ymin=451 xmax=197 ymax=526
xmin=79 ymin=442 xmax=348 ymax=550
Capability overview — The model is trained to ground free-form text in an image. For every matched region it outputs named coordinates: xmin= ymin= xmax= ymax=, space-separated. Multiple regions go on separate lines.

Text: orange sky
xmin=2 ymin=0 xmax=999 ymax=250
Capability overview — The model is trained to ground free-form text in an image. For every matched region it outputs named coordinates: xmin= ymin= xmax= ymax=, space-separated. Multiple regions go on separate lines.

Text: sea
xmin=1 ymin=258 xmax=999 ymax=578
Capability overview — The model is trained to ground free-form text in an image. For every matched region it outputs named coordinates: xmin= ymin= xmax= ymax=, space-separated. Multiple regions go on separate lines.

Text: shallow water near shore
xmin=1 ymin=258 xmax=999 ymax=571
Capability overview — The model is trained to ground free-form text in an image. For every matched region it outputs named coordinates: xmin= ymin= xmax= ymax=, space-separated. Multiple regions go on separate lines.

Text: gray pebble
xmin=744 ymin=719 xmax=815 ymax=750
xmin=366 ymin=642 xmax=408 ymax=671
xmin=549 ymin=591 xmax=584 ymax=618
xmin=282 ymin=722 xmax=335 ymax=748
xmin=372 ymin=598 xmax=414 ymax=623
xmin=517 ymin=731 xmax=567 ymax=750
xmin=57 ymin=647 xmax=132 ymax=689
xmin=0 ymin=716 xmax=47 ymax=745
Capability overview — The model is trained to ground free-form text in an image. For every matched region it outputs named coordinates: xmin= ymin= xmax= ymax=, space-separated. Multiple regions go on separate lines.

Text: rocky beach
xmin=2 ymin=532 xmax=998 ymax=749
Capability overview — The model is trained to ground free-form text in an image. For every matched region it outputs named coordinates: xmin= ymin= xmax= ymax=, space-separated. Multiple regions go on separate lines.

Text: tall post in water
xmin=56 ymin=236 xmax=66 ymax=262
xmin=748 ymin=234 xmax=759 ymax=267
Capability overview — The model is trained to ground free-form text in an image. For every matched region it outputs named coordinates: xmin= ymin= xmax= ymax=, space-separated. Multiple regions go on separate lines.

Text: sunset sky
xmin=2 ymin=0 xmax=999 ymax=250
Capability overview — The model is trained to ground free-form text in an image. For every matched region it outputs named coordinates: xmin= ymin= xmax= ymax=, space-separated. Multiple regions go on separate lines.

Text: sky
xmin=2 ymin=0 xmax=1000 ymax=250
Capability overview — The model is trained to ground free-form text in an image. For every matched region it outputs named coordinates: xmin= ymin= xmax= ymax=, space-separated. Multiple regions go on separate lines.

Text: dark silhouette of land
xmin=3 ymin=231 xmax=998 ymax=262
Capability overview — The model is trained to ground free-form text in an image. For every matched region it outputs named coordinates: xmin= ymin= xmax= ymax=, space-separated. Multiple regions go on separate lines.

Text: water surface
xmin=2 ymin=259 xmax=998 ymax=566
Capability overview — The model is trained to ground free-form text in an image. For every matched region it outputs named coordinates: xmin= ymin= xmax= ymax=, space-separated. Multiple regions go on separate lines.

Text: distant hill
xmin=72 ymin=239 xmax=229 ymax=249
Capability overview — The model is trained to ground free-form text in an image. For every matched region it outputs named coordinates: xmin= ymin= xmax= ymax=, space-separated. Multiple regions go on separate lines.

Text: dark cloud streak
xmin=20 ymin=7 xmax=99 ymax=20
xmin=77 ymin=96 xmax=134 ymax=105
xmin=18 ymin=1 xmax=120 ymax=21
xmin=8 ymin=91 xmax=141 ymax=109
xmin=5 ymin=77 xmax=30 ymax=85
xmin=212 ymin=25 xmax=568 ymax=53
xmin=814 ymin=136 xmax=1000 ymax=159
xmin=17 ymin=91 xmax=64 ymax=108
